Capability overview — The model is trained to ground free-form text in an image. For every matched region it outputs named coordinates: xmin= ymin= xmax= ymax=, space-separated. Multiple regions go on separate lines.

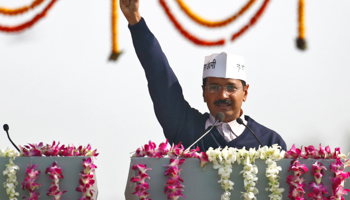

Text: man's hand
xmin=120 ymin=0 xmax=141 ymax=26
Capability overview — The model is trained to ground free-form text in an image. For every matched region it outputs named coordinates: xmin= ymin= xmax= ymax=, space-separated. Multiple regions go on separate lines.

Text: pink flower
xmin=155 ymin=140 xmax=169 ymax=158
xmin=130 ymin=164 xmax=152 ymax=200
xmin=289 ymin=160 xmax=308 ymax=177
xmin=164 ymin=158 xmax=186 ymax=200
xmin=311 ymin=162 xmax=326 ymax=184
xmin=132 ymin=164 xmax=152 ymax=175
xmin=76 ymin=158 xmax=97 ymax=200
xmin=307 ymin=182 xmax=328 ymax=200
xmin=45 ymin=161 xmax=67 ymax=200
xmin=287 ymin=160 xmax=308 ymax=200
xmin=19 ymin=141 xmax=98 ymax=157
xmin=328 ymin=158 xmax=350 ymax=200
xmin=303 ymin=145 xmax=319 ymax=159
xmin=285 ymin=144 xmax=302 ymax=159
xmin=22 ymin=164 xmax=41 ymax=200
xmin=168 ymin=143 xmax=185 ymax=157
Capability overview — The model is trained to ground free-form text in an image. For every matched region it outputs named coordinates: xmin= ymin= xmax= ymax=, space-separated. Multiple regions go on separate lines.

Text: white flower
xmin=265 ymin=158 xmax=284 ymax=199
xmin=3 ymin=158 xmax=19 ymax=200
xmin=207 ymin=146 xmax=236 ymax=197
xmin=221 ymin=191 xmax=231 ymax=200
xmin=241 ymin=191 xmax=257 ymax=200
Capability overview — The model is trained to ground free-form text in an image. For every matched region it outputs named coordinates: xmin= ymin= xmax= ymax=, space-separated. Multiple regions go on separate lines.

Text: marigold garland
xmin=0 ymin=0 xmax=45 ymax=16
xmin=230 ymin=0 xmax=271 ymax=42
xmin=296 ymin=0 xmax=307 ymax=50
xmin=175 ymin=0 xmax=257 ymax=28
xmin=109 ymin=0 xmax=122 ymax=61
xmin=0 ymin=0 xmax=58 ymax=33
xmin=159 ymin=0 xmax=225 ymax=46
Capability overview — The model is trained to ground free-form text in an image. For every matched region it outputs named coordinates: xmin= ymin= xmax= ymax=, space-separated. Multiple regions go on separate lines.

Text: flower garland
xmin=109 ymin=0 xmax=122 ymax=61
xmin=2 ymin=147 xmax=20 ymax=200
xmin=0 ymin=143 xmax=98 ymax=199
xmin=257 ymin=145 xmax=285 ymax=200
xmin=175 ymin=0 xmax=257 ymax=27
xmin=45 ymin=161 xmax=67 ymax=200
xmin=230 ymin=0 xmax=271 ymax=42
xmin=206 ymin=145 xmax=285 ymax=200
xmin=0 ymin=147 xmax=20 ymax=157
xmin=238 ymin=147 xmax=259 ymax=200
xmin=328 ymin=158 xmax=350 ymax=200
xmin=132 ymin=140 xmax=209 ymax=199
xmin=206 ymin=146 xmax=236 ymax=200
xmin=286 ymin=160 xmax=308 ymax=200
xmin=76 ymin=157 xmax=97 ymax=200
xmin=20 ymin=141 xmax=99 ymax=157
xmin=0 ymin=0 xmax=58 ymax=33
xmin=164 ymin=158 xmax=186 ymax=200
xmin=307 ymin=161 xmax=328 ymax=200
xmin=0 ymin=0 xmax=45 ymax=16
xmin=285 ymin=144 xmax=347 ymax=160
xmin=130 ymin=142 xmax=350 ymax=199
xmin=130 ymin=164 xmax=152 ymax=200
xmin=22 ymin=164 xmax=41 ymax=200
xmin=3 ymin=158 xmax=20 ymax=200
xmin=158 ymin=0 xmax=225 ymax=46
xmin=285 ymin=144 xmax=350 ymax=200
xmin=296 ymin=0 xmax=307 ymax=50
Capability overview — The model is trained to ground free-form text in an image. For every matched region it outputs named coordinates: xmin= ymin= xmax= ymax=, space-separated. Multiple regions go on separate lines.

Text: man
xmin=120 ymin=0 xmax=286 ymax=151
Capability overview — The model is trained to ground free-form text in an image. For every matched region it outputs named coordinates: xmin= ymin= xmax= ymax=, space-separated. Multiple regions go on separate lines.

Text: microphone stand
xmin=3 ymin=124 xmax=20 ymax=153
xmin=185 ymin=119 xmax=220 ymax=152
xmin=236 ymin=118 xmax=263 ymax=146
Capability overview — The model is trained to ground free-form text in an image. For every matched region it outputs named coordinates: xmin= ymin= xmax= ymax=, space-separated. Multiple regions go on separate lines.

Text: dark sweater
xmin=129 ymin=18 xmax=287 ymax=151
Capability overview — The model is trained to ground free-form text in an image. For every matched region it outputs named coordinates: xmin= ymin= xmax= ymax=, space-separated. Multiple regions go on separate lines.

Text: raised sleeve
xmin=128 ymin=18 xmax=205 ymax=146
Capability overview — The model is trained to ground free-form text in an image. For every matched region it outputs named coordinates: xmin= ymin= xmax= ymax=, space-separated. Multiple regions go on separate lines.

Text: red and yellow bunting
xmin=159 ymin=0 xmax=271 ymax=46
xmin=175 ymin=0 xmax=257 ymax=28
xmin=296 ymin=0 xmax=306 ymax=50
xmin=109 ymin=0 xmax=122 ymax=61
xmin=0 ymin=0 xmax=57 ymax=32
xmin=231 ymin=0 xmax=270 ymax=42
xmin=159 ymin=0 xmax=225 ymax=46
xmin=0 ymin=0 xmax=45 ymax=15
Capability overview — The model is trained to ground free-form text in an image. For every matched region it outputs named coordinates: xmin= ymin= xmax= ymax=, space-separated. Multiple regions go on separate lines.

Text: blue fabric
xmin=129 ymin=18 xmax=287 ymax=151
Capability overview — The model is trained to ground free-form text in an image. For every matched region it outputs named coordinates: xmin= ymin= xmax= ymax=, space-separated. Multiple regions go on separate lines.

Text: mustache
xmin=214 ymin=99 xmax=233 ymax=105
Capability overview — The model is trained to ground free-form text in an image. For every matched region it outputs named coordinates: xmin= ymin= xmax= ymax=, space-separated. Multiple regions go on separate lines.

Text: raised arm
xmin=119 ymin=0 xmax=141 ymax=26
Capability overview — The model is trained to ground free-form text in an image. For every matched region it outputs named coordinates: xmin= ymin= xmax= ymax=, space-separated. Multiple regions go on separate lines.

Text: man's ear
xmin=243 ymin=84 xmax=249 ymax=102
xmin=202 ymin=85 xmax=207 ymax=102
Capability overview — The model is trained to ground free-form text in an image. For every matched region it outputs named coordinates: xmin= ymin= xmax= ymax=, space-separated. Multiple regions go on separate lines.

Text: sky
xmin=1 ymin=0 xmax=350 ymax=199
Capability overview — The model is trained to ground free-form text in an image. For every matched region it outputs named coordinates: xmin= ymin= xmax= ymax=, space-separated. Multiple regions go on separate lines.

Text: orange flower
xmin=0 ymin=0 xmax=45 ymax=16
xmin=176 ymin=0 xmax=257 ymax=28
xmin=0 ymin=0 xmax=58 ymax=32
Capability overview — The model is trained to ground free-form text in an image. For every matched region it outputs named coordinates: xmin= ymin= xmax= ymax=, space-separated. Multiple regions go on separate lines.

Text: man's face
xmin=202 ymin=77 xmax=249 ymax=122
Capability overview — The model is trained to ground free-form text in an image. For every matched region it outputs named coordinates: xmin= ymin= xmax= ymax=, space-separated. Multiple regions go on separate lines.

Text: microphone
xmin=185 ymin=112 xmax=225 ymax=151
xmin=236 ymin=118 xmax=263 ymax=147
xmin=3 ymin=124 xmax=20 ymax=153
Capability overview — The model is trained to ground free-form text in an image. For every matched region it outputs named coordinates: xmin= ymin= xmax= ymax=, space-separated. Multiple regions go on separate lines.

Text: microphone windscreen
xmin=215 ymin=112 xmax=225 ymax=122
xmin=236 ymin=118 xmax=244 ymax=125
xmin=3 ymin=124 xmax=9 ymax=131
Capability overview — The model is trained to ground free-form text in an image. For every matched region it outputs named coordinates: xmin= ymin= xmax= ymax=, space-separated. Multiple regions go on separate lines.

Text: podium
xmin=125 ymin=157 xmax=350 ymax=200
xmin=0 ymin=157 xmax=98 ymax=200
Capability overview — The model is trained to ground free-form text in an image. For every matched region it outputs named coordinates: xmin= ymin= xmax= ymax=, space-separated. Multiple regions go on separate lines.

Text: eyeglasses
xmin=205 ymin=85 xmax=242 ymax=93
